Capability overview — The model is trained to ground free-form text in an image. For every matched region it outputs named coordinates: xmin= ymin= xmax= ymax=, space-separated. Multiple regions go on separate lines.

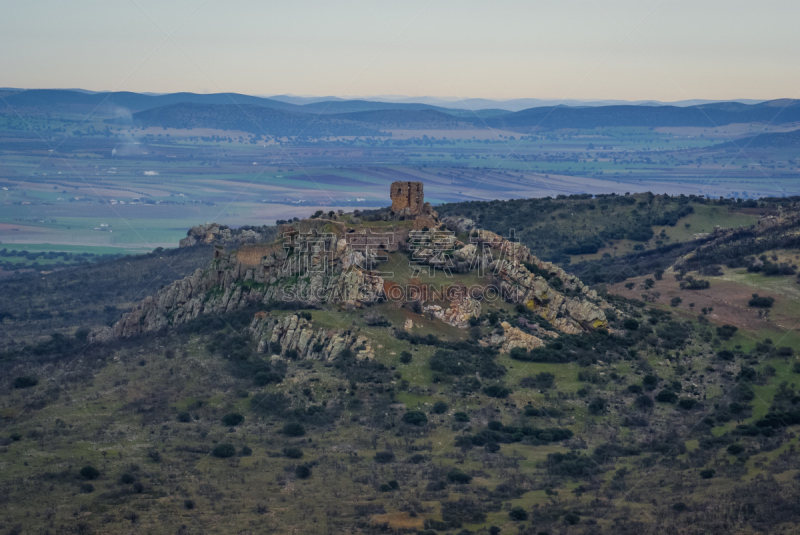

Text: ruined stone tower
xmin=390 ymin=181 xmax=424 ymax=215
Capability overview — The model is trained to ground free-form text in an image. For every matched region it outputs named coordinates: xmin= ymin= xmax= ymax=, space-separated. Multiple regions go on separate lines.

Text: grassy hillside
xmin=2 ymin=204 xmax=800 ymax=534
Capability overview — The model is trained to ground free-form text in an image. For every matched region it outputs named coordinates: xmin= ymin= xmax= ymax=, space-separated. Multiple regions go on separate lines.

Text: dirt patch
xmin=609 ymin=272 xmax=799 ymax=332
xmin=370 ymin=512 xmax=424 ymax=530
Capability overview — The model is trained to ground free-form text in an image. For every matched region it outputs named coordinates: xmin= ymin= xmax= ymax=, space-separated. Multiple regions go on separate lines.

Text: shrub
xmin=727 ymin=443 xmax=745 ymax=455
xmin=282 ymin=423 xmax=306 ymax=437
xmin=717 ymin=350 xmax=735 ymax=361
xmin=374 ymin=451 xmax=395 ymax=464
xmin=13 ymin=376 xmax=37 ymax=389
xmin=483 ymin=385 xmax=511 ymax=398
xmin=635 ymin=394 xmax=654 ymax=410
xmin=670 ymin=297 xmax=682 ymax=307
xmin=399 ymin=351 xmax=412 ymax=364
xmin=254 ymin=371 xmax=282 ymax=386
xmin=509 ymin=506 xmax=528 ymax=521
xmin=623 ymin=318 xmax=639 ymax=331
xmin=177 ymin=412 xmax=191 ymax=423
xmin=716 ymin=325 xmax=738 ymax=340
xmin=588 ymin=397 xmax=607 ymax=415
xmin=284 ymin=447 xmax=303 ymax=459
xmin=184 ymin=499 xmax=195 ymax=510
xmin=80 ymin=483 xmax=94 ymax=493
xmin=678 ymin=398 xmax=698 ymax=410
xmin=221 ymin=413 xmax=244 ymax=426
xmin=748 ymin=294 xmax=775 ymax=308
xmin=80 ymin=466 xmax=100 ymax=480
xmin=239 ymin=446 xmax=252 ymax=456
xmin=643 ymin=374 xmax=659 ymax=390
xmin=699 ymin=469 xmax=715 ymax=479
xmin=453 ymin=412 xmax=470 ymax=422
xmin=402 ymin=410 xmax=428 ymax=426
xmin=295 ymin=465 xmax=311 ymax=479
xmin=409 ymin=454 xmax=425 ymax=464
xmin=211 ymin=444 xmax=236 ymax=458
xmin=432 ymin=401 xmax=448 ymax=414
xmin=656 ymin=390 xmax=678 ymax=403
xmin=627 ymin=384 xmax=643 ymax=394
xmin=119 ymin=473 xmax=135 ymax=485
xmin=672 ymin=502 xmax=688 ymax=512
xmin=447 ymin=469 xmax=472 ymax=484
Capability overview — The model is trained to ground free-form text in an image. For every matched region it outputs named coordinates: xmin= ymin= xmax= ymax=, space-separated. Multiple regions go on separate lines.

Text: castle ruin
xmin=390 ymin=181 xmax=424 ymax=216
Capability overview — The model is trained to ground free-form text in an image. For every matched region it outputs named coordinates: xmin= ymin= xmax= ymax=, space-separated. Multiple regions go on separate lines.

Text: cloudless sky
xmin=2 ymin=0 xmax=798 ymax=101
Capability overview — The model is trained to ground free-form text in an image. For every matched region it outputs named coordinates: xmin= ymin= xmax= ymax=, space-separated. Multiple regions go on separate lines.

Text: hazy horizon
xmin=2 ymin=0 xmax=799 ymax=102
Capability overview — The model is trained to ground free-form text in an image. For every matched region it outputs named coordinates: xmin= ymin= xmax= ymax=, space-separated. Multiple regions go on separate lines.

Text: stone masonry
xmin=390 ymin=181 xmax=424 ymax=216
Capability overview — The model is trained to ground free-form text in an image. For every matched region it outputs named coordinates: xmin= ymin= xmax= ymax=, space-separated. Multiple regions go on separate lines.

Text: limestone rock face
xmin=446 ymin=229 xmax=611 ymax=335
xmin=179 ymin=223 xmax=274 ymax=249
xmin=250 ymin=313 xmax=373 ymax=361
xmin=491 ymin=321 xmax=545 ymax=353
xmin=113 ymin=230 xmax=386 ymax=338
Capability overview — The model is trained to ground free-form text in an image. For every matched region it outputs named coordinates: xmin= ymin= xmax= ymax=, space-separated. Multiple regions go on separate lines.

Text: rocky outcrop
xmin=179 ymin=223 xmax=276 ymax=249
xmin=491 ymin=321 xmax=546 ymax=353
xmin=250 ymin=313 xmax=374 ymax=361
xmin=423 ymin=284 xmax=481 ymax=329
xmin=454 ymin=229 xmax=610 ymax=334
xmin=114 ymin=230 xmax=387 ymax=338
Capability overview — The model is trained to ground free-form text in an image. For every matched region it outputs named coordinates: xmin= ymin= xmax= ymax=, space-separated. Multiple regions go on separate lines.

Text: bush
xmin=453 ymin=412 xmax=470 ymax=422
xmin=716 ymin=324 xmax=738 ymax=340
xmin=295 ymin=465 xmax=311 ymax=479
xmin=564 ymin=512 xmax=581 ymax=525
xmin=254 ymin=371 xmax=282 ymax=386
xmin=402 ymin=410 xmax=428 ymax=426
xmin=678 ymin=398 xmax=698 ymax=410
xmin=284 ymin=447 xmax=303 ymax=459
xmin=635 ymin=394 xmax=654 ymax=410
xmin=432 ymin=401 xmax=448 ymax=414
xmin=80 ymin=483 xmax=94 ymax=493
xmin=483 ymin=385 xmax=511 ymax=398
xmin=282 ymin=423 xmax=306 ymax=437
xmin=184 ymin=499 xmax=195 ymax=510
xmin=119 ymin=473 xmax=135 ymax=485
xmin=699 ymin=468 xmax=715 ymax=479
xmin=80 ymin=466 xmax=100 ymax=480
xmin=748 ymin=294 xmax=775 ymax=308
xmin=221 ymin=413 xmax=244 ymax=426
xmin=727 ymin=443 xmax=745 ymax=455
xmin=588 ymin=397 xmax=607 ymax=415
xmin=211 ymin=443 xmax=236 ymax=458
xmin=399 ymin=351 xmax=412 ymax=364
xmin=656 ymin=390 xmax=678 ymax=403
xmin=509 ymin=506 xmax=528 ymax=521
xmin=13 ymin=376 xmax=37 ymax=389
xmin=374 ymin=451 xmax=395 ymax=464
xmin=177 ymin=412 xmax=191 ymax=423
xmin=239 ymin=446 xmax=252 ymax=456
xmin=447 ymin=469 xmax=472 ymax=484
xmin=623 ymin=318 xmax=639 ymax=331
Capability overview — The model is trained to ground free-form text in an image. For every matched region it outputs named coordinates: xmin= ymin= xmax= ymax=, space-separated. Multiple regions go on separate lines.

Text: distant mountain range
xmin=1 ymin=89 xmax=798 ymax=138
xmin=268 ymin=94 xmax=766 ymax=112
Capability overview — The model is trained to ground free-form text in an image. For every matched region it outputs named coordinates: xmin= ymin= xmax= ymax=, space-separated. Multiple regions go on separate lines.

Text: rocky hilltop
xmin=109 ymin=184 xmax=614 ymax=352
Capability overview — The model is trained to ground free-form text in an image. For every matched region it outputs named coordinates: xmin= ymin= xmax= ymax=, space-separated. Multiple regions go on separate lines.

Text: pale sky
xmin=2 ymin=0 xmax=798 ymax=101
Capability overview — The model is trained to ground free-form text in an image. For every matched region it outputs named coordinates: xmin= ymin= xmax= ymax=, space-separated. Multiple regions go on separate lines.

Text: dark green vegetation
xmin=0 ymin=244 xmax=213 ymax=352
